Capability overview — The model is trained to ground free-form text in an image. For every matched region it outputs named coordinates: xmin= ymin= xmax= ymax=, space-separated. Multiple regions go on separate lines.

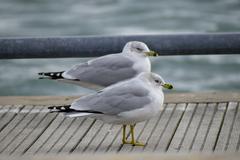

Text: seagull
xmin=48 ymin=72 xmax=173 ymax=146
xmin=38 ymin=41 xmax=158 ymax=90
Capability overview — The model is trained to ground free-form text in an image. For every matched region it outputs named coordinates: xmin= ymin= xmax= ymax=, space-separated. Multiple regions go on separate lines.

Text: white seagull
xmin=49 ymin=72 xmax=173 ymax=146
xmin=38 ymin=41 xmax=158 ymax=90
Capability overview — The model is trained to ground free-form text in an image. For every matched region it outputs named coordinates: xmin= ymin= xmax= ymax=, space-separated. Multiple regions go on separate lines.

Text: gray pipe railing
xmin=0 ymin=33 xmax=240 ymax=59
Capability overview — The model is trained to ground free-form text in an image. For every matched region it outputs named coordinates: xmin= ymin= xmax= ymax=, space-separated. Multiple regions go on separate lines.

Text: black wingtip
xmin=38 ymin=71 xmax=64 ymax=79
xmin=48 ymin=105 xmax=71 ymax=111
xmin=48 ymin=105 xmax=104 ymax=114
xmin=38 ymin=72 xmax=44 ymax=75
xmin=48 ymin=106 xmax=54 ymax=110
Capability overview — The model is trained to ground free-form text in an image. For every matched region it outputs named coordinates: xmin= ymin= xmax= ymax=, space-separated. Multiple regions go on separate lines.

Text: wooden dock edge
xmin=0 ymin=92 xmax=239 ymax=106
xmin=0 ymin=153 xmax=240 ymax=160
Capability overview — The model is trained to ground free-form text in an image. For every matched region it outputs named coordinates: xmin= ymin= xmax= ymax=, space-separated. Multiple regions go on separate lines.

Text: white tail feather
xmin=64 ymin=112 xmax=92 ymax=118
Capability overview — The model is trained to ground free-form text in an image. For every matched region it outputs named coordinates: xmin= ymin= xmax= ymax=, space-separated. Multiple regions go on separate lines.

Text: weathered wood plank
xmin=144 ymin=104 xmax=175 ymax=152
xmin=26 ymin=114 xmax=65 ymax=154
xmin=9 ymin=107 xmax=48 ymax=154
xmin=168 ymin=103 xmax=196 ymax=152
xmin=1 ymin=106 xmax=43 ymax=154
xmin=202 ymin=103 xmax=227 ymax=152
xmin=17 ymin=153 xmax=240 ymax=160
xmin=155 ymin=103 xmax=186 ymax=152
xmin=105 ymin=126 xmax=124 ymax=153
xmin=226 ymin=102 xmax=240 ymax=152
xmin=2 ymin=153 xmax=240 ymax=160
xmin=237 ymin=137 xmax=240 ymax=152
xmin=49 ymin=118 xmax=85 ymax=153
xmin=60 ymin=118 xmax=95 ymax=153
xmin=214 ymin=102 xmax=238 ymax=152
xmin=179 ymin=103 xmax=207 ymax=152
xmin=72 ymin=120 xmax=104 ymax=153
xmin=0 ymin=105 xmax=26 ymax=143
xmin=0 ymin=105 xmax=8 ymax=120
xmin=84 ymin=123 xmax=113 ymax=153
xmin=36 ymin=117 xmax=74 ymax=154
xmin=132 ymin=114 xmax=161 ymax=152
xmin=0 ymin=105 xmax=17 ymax=132
xmin=97 ymin=124 xmax=121 ymax=153
xmin=14 ymin=111 xmax=57 ymax=154
xmin=0 ymin=106 xmax=35 ymax=154
xmin=191 ymin=103 xmax=216 ymax=152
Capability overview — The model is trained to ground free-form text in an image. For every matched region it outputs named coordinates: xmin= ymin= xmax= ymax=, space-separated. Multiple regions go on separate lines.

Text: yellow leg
xmin=121 ymin=124 xmax=145 ymax=146
xmin=130 ymin=125 xmax=145 ymax=146
xmin=122 ymin=125 xmax=127 ymax=144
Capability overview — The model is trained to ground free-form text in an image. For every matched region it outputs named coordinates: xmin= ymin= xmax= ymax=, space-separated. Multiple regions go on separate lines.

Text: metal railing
xmin=0 ymin=33 xmax=240 ymax=59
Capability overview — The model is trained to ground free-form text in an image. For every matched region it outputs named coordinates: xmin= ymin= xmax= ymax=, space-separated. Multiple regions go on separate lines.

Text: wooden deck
xmin=0 ymin=92 xmax=239 ymax=155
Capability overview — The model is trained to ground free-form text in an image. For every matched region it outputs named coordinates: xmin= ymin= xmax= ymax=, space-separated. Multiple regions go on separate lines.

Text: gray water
xmin=0 ymin=0 xmax=240 ymax=95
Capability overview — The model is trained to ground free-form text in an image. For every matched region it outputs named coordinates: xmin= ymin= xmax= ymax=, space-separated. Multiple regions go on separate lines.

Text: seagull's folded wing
xmin=62 ymin=54 xmax=137 ymax=87
xmin=71 ymin=80 xmax=151 ymax=115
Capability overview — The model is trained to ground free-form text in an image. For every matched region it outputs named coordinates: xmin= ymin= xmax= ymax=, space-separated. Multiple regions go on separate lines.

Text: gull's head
xmin=122 ymin=41 xmax=159 ymax=57
xmin=151 ymin=73 xmax=173 ymax=90
xmin=139 ymin=72 xmax=173 ymax=90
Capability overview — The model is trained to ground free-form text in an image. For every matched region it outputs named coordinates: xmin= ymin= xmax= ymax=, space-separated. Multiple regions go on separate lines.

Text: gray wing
xmin=71 ymin=81 xmax=151 ymax=115
xmin=63 ymin=54 xmax=137 ymax=86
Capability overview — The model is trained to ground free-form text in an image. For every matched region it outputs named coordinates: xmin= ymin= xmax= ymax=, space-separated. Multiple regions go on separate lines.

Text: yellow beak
xmin=145 ymin=50 xmax=159 ymax=57
xmin=162 ymin=83 xmax=173 ymax=89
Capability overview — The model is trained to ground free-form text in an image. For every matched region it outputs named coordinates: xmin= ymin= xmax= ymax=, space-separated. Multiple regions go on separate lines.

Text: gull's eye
xmin=155 ymin=80 xmax=159 ymax=83
xmin=136 ymin=47 xmax=143 ymax=51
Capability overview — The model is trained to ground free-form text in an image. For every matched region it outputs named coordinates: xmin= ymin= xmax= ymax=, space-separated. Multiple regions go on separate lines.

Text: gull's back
xmin=62 ymin=53 xmax=139 ymax=86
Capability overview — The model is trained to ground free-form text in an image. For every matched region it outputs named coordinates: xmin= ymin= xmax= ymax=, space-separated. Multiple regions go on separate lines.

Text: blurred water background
xmin=0 ymin=0 xmax=240 ymax=96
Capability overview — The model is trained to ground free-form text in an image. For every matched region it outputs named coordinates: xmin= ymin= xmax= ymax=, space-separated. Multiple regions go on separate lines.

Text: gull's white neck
xmin=123 ymin=51 xmax=151 ymax=73
xmin=137 ymin=74 xmax=164 ymax=109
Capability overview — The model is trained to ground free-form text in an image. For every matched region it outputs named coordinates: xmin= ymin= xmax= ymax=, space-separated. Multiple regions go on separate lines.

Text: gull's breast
xmin=132 ymin=56 xmax=151 ymax=73
xmin=99 ymin=99 xmax=160 ymax=125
